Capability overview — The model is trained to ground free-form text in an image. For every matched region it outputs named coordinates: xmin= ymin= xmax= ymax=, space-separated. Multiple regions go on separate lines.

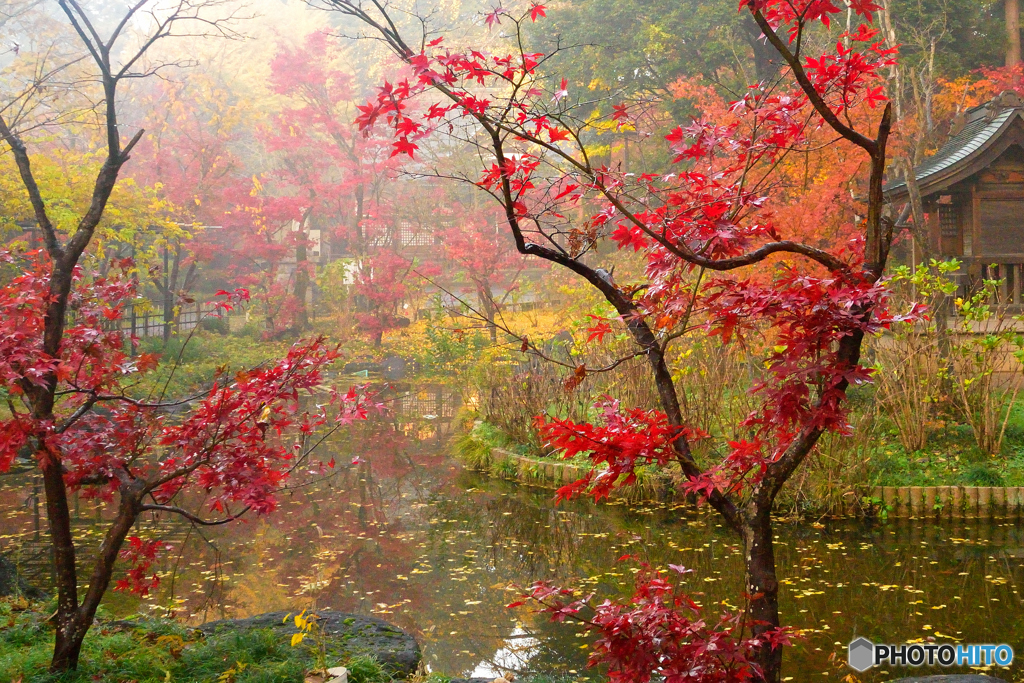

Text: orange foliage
xmin=668 ymin=75 xmax=871 ymax=250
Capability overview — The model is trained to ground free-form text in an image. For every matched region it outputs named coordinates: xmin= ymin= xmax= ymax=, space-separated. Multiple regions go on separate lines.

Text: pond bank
xmin=478 ymin=448 xmax=1024 ymax=520
xmin=477 ymin=447 xmax=676 ymax=503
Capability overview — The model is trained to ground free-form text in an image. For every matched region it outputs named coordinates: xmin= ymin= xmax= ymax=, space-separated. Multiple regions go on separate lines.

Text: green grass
xmin=0 ymin=601 xmax=393 ymax=683
xmin=864 ymin=406 xmax=1024 ymax=488
xmin=489 ymin=455 xmax=520 ymax=479
xmin=131 ymin=333 xmax=291 ymax=400
xmin=451 ymin=431 xmax=493 ymax=470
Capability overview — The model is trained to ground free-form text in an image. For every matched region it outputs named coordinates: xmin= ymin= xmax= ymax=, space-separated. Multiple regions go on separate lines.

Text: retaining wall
xmin=866 ymin=485 xmax=1024 ymax=518
xmin=478 ymin=449 xmax=1024 ymax=518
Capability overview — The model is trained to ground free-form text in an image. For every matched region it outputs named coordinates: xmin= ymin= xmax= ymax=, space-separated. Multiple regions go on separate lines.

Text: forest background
xmin=3 ymin=0 xmax=1024 ymax=510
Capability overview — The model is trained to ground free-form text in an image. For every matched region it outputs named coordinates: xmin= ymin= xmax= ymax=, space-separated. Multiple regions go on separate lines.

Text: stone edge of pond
xmin=0 ymin=552 xmax=47 ymax=601
xmin=197 ymin=611 xmax=421 ymax=679
xmin=868 ymin=484 xmax=1024 ymax=518
xmin=477 ymin=448 xmax=1024 ymax=520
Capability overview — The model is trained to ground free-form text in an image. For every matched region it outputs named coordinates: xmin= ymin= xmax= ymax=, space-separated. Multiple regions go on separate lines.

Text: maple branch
xmin=421 ymin=271 xmax=646 ymax=374
xmin=0 ymin=113 xmax=61 ymax=258
xmin=332 ymin=0 xmax=842 ymax=281
xmin=746 ymin=7 xmax=877 ymax=155
xmin=56 ymin=0 xmax=108 ymax=79
xmin=141 ymin=503 xmax=251 ymax=526
xmin=53 ymin=397 xmax=100 ymax=435
xmin=106 ymin=0 xmax=150 ymax=53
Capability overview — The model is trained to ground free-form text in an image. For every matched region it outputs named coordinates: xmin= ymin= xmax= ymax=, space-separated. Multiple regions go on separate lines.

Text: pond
xmin=1 ymin=384 xmax=1023 ymax=682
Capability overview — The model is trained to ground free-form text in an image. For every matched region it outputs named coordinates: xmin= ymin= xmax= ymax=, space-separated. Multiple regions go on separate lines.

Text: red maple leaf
xmin=390 ymin=136 xmax=418 ymax=157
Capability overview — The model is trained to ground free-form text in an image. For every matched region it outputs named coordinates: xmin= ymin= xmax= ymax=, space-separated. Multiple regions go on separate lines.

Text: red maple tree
xmin=246 ymin=31 xmax=417 ymax=342
xmin=439 ymin=206 xmax=530 ymax=341
xmin=316 ymin=0 xmax=906 ymax=679
xmin=128 ymin=74 xmax=255 ymax=336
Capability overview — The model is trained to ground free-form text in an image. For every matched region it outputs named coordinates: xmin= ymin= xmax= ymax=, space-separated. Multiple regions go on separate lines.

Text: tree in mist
xmin=0 ymin=1 xmax=371 ymax=672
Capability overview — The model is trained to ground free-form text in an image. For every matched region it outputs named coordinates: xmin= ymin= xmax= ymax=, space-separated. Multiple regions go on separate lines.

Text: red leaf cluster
xmin=536 ymin=399 xmax=707 ymax=502
xmin=115 ymin=536 xmax=168 ymax=597
xmin=524 ymin=561 xmax=793 ymax=682
xmin=0 ymin=250 xmax=376 ymax=594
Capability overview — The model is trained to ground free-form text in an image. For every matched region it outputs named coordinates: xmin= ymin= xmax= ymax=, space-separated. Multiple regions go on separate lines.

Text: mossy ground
xmin=0 ymin=600 xmax=391 ymax=683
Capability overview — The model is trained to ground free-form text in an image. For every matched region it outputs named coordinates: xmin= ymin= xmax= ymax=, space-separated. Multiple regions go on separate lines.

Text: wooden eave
xmin=885 ymin=109 xmax=1024 ymax=202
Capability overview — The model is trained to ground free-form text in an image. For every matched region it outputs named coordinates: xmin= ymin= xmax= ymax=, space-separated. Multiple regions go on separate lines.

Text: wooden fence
xmin=100 ymin=301 xmax=225 ymax=338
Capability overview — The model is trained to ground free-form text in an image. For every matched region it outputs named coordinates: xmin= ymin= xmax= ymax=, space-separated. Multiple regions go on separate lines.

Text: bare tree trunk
xmin=902 ymin=158 xmax=932 ymax=262
xmin=41 ymin=453 xmax=82 ymax=671
xmin=477 ymin=279 xmax=498 ymax=342
xmin=903 ymin=158 xmax=954 ymax=384
xmin=1009 ymin=0 xmax=1021 ymax=67
xmin=293 ymin=206 xmax=313 ymax=332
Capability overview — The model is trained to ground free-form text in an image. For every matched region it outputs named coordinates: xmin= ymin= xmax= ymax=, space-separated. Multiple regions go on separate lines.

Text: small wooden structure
xmin=886 ymin=92 xmax=1024 ymax=308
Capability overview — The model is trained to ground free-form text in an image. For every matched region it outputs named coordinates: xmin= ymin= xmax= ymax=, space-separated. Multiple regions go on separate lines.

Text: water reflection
xmin=1 ymin=384 xmax=1023 ymax=681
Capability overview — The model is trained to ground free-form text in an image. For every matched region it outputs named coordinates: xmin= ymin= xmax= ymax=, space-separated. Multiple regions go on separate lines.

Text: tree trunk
xmin=903 ymin=159 xmax=954 ymax=387
xmin=478 ymin=279 xmax=498 ymax=342
xmin=1009 ymin=0 xmax=1021 ymax=68
xmin=48 ymin=482 xmax=144 ymax=671
xmin=50 ymin=614 xmax=88 ymax=672
xmin=744 ymin=506 xmax=782 ymax=682
xmin=33 ymin=261 xmax=86 ymax=672
xmin=41 ymin=456 xmax=83 ymax=672
xmin=294 ymin=238 xmax=310 ymax=331
xmin=162 ymin=246 xmax=173 ymax=343
xmin=742 ymin=12 xmax=781 ymax=83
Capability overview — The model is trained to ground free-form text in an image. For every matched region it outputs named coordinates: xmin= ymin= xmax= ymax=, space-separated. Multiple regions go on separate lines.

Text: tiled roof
xmin=885 ymin=105 xmax=1023 ymax=196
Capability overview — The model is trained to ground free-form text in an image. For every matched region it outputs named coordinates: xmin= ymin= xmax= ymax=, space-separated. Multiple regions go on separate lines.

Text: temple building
xmin=886 ymin=92 xmax=1024 ymax=308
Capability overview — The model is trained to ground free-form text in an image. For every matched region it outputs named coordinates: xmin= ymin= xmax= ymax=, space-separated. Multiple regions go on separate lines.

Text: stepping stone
xmin=886 ymin=675 xmax=1008 ymax=682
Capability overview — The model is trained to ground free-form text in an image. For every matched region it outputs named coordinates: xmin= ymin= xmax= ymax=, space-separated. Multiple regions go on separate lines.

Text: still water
xmin=1 ymin=384 xmax=1023 ymax=682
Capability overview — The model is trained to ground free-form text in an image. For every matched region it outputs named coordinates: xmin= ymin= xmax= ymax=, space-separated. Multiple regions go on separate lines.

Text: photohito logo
xmin=848 ymin=638 xmax=1014 ymax=672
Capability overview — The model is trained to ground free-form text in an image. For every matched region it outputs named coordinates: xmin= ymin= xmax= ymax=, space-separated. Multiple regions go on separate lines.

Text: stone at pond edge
xmin=0 ymin=552 xmax=47 ymax=600
xmin=199 ymin=611 xmax=419 ymax=679
xmin=885 ymin=675 xmax=1008 ymax=682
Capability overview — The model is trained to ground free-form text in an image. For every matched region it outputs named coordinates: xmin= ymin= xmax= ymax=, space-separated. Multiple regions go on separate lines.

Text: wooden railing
xmin=980 ymin=261 xmax=1023 ymax=306
xmin=958 ymin=260 xmax=1024 ymax=309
